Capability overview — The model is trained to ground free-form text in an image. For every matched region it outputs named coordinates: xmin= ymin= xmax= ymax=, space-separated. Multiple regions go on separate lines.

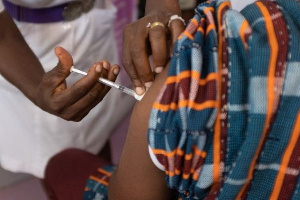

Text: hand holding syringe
xmin=70 ymin=66 xmax=145 ymax=101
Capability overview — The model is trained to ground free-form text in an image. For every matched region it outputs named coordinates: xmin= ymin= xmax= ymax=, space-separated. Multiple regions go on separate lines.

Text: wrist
xmin=18 ymin=69 xmax=45 ymax=107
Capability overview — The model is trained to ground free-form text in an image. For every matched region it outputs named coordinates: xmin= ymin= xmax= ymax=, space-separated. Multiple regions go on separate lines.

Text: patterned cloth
xmin=148 ymin=0 xmax=300 ymax=199
xmin=83 ymin=165 xmax=115 ymax=200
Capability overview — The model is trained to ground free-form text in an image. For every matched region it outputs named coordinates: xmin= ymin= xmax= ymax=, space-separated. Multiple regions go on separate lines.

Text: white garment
xmin=6 ymin=0 xmax=70 ymax=8
xmin=0 ymin=0 xmax=135 ymax=178
xmin=0 ymin=1 xmax=3 ymax=12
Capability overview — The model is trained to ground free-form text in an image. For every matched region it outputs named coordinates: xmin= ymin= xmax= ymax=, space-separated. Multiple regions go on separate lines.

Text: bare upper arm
xmin=108 ymin=64 xmax=175 ymax=199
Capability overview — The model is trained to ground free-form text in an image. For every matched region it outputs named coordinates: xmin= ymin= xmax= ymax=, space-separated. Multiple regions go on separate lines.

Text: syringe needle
xmin=70 ymin=66 xmax=145 ymax=101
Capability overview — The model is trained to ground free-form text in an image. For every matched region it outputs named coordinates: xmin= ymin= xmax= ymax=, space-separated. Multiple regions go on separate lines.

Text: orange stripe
xmin=166 ymin=168 xmax=203 ymax=179
xmin=185 ymin=150 xmax=207 ymax=160
xmin=89 ymin=176 xmax=109 ymax=186
xmin=198 ymin=27 xmax=205 ymax=34
xmin=236 ymin=2 xmax=279 ymax=199
xmin=153 ymin=147 xmax=207 ymax=178
xmin=270 ymin=111 xmax=300 ymax=199
xmin=198 ymin=18 xmax=206 ymax=35
xmin=184 ymin=31 xmax=194 ymax=40
xmin=165 ymin=170 xmax=176 ymax=177
xmin=204 ymin=7 xmax=215 ymax=14
xmin=183 ymin=173 xmax=190 ymax=179
xmin=206 ymin=24 xmax=216 ymax=36
xmin=195 ymin=148 xmax=207 ymax=157
xmin=153 ymin=100 xmax=218 ymax=112
xmin=193 ymin=173 xmax=200 ymax=180
xmin=84 ymin=187 xmax=90 ymax=191
xmin=175 ymin=169 xmax=181 ymax=175
xmin=97 ymin=168 xmax=112 ymax=177
xmin=240 ymin=20 xmax=250 ymax=49
xmin=191 ymin=18 xmax=199 ymax=27
xmin=165 ymin=71 xmax=218 ymax=85
xmin=152 ymin=148 xmax=184 ymax=157
xmin=152 ymin=148 xmax=206 ymax=159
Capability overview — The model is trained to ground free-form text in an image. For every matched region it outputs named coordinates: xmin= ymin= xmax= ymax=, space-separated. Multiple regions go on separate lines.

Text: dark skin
xmin=108 ymin=63 xmax=176 ymax=200
xmin=0 ymin=11 xmax=120 ymax=121
xmin=122 ymin=0 xmax=185 ymax=95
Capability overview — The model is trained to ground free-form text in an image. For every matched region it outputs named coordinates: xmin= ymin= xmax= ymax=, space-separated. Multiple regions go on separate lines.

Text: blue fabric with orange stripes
xmin=83 ymin=165 xmax=115 ymax=200
xmin=148 ymin=0 xmax=300 ymax=199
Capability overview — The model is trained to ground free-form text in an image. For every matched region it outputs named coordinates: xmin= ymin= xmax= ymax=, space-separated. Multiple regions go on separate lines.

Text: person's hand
xmin=122 ymin=1 xmax=185 ymax=95
xmin=32 ymin=46 xmax=120 ymax=121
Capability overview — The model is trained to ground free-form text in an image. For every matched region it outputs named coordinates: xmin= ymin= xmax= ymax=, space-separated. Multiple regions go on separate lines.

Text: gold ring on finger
xmin=146 ymin=22 xmax=165 ymax=30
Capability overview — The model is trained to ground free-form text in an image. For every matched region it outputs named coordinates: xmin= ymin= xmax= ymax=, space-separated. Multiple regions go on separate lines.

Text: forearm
xmin=0 ymin=11 xmax=44 ymax=103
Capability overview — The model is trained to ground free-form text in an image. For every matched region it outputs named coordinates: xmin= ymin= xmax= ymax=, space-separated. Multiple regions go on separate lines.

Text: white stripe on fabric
xmin=225 ymin=10 xmax=246 ymax=38
xmin=191 ymin=44 xmax=203 ymax=73
xmin=255 ymin=163 xmax=300 ymax=176
xmin=196 ymin=133 xmax=207 ymax=150
xmin=196 ymin=164 xmax=213 ymax=189
xmin=229 ymin=104 xmax=250 ymax=112
xmin=148 ymin=109 xmax=159 ymax=129
xmin=225 ymin=178 xmax=248 ymax=185
xmin=249 ymin=77 xmax=267 ymax=114
xmin=148 ymin=129 xmax=156 ymax=148
xmin=283 ymin=62 xmax=300 ymax=97
xmin=251 ymin=13 xmax=283 ymax=28
xmin=148 ymin=146 xmax=165 ymax=171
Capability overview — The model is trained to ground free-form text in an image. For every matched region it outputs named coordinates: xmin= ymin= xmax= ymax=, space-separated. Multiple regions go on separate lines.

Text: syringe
xmin=70 ymin=66 xmax=145 ymax=101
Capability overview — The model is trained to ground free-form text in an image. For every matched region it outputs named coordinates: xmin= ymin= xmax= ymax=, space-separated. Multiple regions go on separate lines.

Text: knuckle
xmin=41 ymin=73 xmax=56 ymax=87
xmin=130 ymin=45 xmax=144 ymax=58
xmin=123 ymin=24 xmax=134 ymax=39
xmin=122 ymin=58 xmax=132 ymax=69
xmin=71 ymin=85 xmax=86 ymax=96
xmin=87 ymin=90 xmax=101 ymax=102
xmin=55 ymin=63 xmax=68 ymax=76
xmin=48 ymin=101 xmax=62 ymax=114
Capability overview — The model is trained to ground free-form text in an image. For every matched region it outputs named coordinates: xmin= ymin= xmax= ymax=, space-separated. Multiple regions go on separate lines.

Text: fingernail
xmin=113 ymin=68 xmax=120 ymax=75
xmin=103 ymin=62 xmax=109 ymax=69
xmin=155 ymin=66 xmax=164 ymax=73
xmin=95 ymin=64 xmax=102 ymax=73
xmin=145 ymin=81 xmax=153 ymax=88
xmin=135 ymin=87 xmax=145 ymax=95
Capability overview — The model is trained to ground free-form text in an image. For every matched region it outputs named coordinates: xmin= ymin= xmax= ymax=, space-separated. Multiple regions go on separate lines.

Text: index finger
xmin=122 ymin=24 xmax=147 ymax=95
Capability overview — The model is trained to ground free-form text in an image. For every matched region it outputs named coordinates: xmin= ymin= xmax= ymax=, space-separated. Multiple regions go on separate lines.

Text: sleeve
xmin=0 ymin=0 xmax=4 ymax=13
xmin=147 ymin=1 xmax=219 ymax=197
